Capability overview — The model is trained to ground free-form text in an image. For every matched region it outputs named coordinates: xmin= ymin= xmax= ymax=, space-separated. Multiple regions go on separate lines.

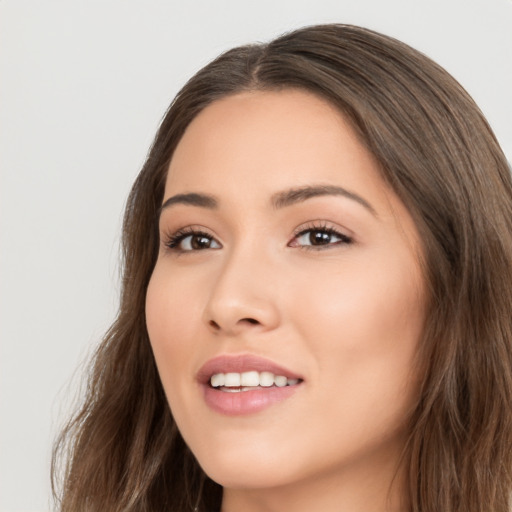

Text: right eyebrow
xmin=158 ymin=192 xmax=218 ymax=218
xmin=271 ymin=184 xmax=377 ymax=216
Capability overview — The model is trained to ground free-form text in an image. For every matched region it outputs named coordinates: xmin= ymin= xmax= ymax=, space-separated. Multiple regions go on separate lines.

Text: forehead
xmin=165 ymin=89 xmax=387 ymax=208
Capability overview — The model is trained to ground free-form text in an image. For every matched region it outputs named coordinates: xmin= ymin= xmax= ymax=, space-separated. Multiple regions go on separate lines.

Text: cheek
xmin=288 ymin=251 xmax=424 ymax=408
xmin=146 ymin=261 xmax=206 ymax=338
xmin=292 ymin=248 xmax=424 ymax=349
xmin=288 ymin=268 xmax=423 ymax=459
xmin=145 ymin=267 xmax=204 ymax=397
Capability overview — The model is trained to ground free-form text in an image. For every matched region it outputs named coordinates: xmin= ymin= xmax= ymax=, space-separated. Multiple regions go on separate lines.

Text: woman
xmin=52 ymin=24 xmax=512 ymax=512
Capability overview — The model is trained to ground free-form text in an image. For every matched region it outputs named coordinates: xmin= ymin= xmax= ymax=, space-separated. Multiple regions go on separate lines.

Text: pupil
xmin=311 ymin=231 xmax=330 ymax=245
xmin=192 ymin=235 xmax=210 ymax=250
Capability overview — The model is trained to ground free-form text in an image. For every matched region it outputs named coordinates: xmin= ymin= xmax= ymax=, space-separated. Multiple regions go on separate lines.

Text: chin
xmin=201 ymin=461 xmax=293 ymax=490
xmin=191 ymin=436 xmax=303 ymax=490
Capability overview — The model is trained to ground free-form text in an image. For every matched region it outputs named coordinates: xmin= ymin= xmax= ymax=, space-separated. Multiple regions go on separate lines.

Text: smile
xmin=198 ymin=354 xmax=304 ymax=415
xmin=210 ymin=371 xmax=300 ymax=390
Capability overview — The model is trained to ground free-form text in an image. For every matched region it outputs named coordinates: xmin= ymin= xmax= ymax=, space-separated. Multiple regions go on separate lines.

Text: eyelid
xmin=162 ymin=225 xmax=222 ymax=253
xmin=289 ymin=220 xmax=353 ymax=249
xmin=293 ymin=220 xmax=351 ymax=237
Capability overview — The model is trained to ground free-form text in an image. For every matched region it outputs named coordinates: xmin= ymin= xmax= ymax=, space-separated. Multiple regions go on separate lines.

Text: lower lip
xmin=202 ymin=384 xmax=300 ymax=416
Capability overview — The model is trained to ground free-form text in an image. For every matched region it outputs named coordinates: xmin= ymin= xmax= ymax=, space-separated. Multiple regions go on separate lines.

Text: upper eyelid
xmin=162 ymin=221 xmax=347 ymax=238
xmin=163 ymin=224 xmax=216 ymax=237
xmin=292 ymin=220 xmax=353 ymax=238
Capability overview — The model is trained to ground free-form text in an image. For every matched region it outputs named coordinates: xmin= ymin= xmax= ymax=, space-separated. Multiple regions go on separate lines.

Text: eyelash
xmin=291 ymin=222 xmax=353 ymax=250
xmin=163 ymin=222 xmax=353 ymax=253
xmin=164 ymin=226 xmax=218 ymax=252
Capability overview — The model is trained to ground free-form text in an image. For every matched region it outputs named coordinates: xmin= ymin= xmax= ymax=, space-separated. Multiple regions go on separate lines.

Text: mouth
xmin=210 ymin=370 xmax=301 ymax=392
xmin=198 ymin=354 xmax=304 ymax=415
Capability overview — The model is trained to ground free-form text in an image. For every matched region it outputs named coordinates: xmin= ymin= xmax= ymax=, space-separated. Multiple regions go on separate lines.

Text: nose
xmin=202 ymin=248 xmax=280 ymax=336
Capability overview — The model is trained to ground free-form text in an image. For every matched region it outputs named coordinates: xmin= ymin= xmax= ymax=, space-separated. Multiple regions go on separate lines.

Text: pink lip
xmin=197 ymin=354 xmax=303 ymax=384
xmin=197 ymin=354 xmax=303 ymax=416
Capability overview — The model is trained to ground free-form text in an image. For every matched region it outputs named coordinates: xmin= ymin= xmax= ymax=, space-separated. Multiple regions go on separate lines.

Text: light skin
xmin=146 ymin=89 xmax=426 ymax=512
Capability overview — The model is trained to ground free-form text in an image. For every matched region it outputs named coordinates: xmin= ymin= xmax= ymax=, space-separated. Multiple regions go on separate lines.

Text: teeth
xmin=274 ymin=375 xmax=287 ymax=387
xmin=210 ymin=373 xmax=225 ymax=387
xmin=210 ymin=371 xmax=300 ymax=389
xmin=259 ymin=371 xmax=274 ymax=387
xmin=224 ymin=373 xmax=241 ymax=387
xmin=240 ymin=371 xmax=259 ymax=386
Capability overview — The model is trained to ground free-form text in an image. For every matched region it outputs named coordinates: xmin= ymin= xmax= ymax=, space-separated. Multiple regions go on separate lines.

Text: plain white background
xmin=1 ymin=1 xmax=511 ymax=511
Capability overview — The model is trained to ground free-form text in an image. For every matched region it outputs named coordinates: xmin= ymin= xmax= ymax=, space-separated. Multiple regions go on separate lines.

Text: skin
xmin=146 ymin=89 xmax=426 ymax=512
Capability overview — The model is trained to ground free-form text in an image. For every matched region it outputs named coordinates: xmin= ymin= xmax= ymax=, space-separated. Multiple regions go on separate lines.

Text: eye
xmin=165 ymin=228 xmax=221 ymax=252
xmin=290 ymin=224 xmax=352 ymax=249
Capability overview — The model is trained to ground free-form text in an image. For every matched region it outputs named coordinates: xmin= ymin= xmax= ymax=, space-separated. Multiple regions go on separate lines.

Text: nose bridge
xmin=203 ymin=238 xmax=280 ymax=335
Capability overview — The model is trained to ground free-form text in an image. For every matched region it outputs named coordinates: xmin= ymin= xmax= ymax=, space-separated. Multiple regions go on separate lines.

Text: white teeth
xmin=274 ymin=375 xmax=287 ymax=387
xmin=259 ymin=371 xmax=274 ymax=387
xmin=224 ymin=373 xmax=241 ymax=387
xmin=210 ymin=373 xmax=225 ymax=387
xmin=240 ymin=371 xmax=259 ymax=386
xmin=210 ymin=371 xmax=300 ymax=389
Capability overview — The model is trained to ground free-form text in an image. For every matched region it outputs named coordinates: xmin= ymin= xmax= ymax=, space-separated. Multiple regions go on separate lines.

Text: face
xmin=146 ymin=90 xmax=425 ymax=493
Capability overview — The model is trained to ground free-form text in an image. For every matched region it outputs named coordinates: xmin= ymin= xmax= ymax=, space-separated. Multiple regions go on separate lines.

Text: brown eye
xmin=190 ymin=235 xmax=215 ymax=250
xmin=166 ymin=230 xmax=221 ymax=251
xmin=293 ymin=228 xmax=351 ymax=248
xmin=309 ymin=230 xmax=334 ymax=245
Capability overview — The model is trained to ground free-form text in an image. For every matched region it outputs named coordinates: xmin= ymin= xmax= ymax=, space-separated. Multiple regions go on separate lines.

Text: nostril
xmin=206 ymin=316 xmax=263 ymax=333
xmin=242 ymin=318 xmax=259 ymax=325
xmin=209 ymin=320 xmax=221 ymax=330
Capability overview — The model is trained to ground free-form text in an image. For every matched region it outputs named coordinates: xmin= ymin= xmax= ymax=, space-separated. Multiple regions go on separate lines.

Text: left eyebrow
xmin=159 ymin=192 xmax=218 ymax=218
xmin=271 ymin=184 xmax=377 ymax=216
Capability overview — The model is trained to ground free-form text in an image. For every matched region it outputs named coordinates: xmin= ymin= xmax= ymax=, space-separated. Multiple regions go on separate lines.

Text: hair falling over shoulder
xmin=52 ymin=24 xmax=512 ymax=512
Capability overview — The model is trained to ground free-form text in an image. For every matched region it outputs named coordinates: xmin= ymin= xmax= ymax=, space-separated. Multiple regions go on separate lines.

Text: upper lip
xmin=197 ymin=354 xmax=303 ymax=384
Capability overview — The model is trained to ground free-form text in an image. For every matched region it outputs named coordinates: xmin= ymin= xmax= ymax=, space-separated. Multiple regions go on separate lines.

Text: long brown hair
xmin=52 ymin=24 xmax=512 ymax=512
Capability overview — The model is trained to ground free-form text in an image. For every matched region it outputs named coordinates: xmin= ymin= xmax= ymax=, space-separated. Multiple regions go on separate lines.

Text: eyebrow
xmin=159 ymin=184 xmax=376 ymax=217
xmin=271 ymin=185 xmax=376 ymax=215
xmin=160 ymin=192 xmax=218 ymax=213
